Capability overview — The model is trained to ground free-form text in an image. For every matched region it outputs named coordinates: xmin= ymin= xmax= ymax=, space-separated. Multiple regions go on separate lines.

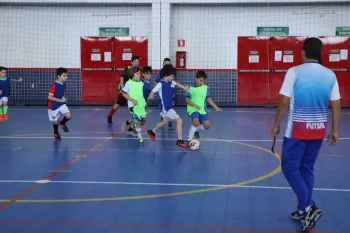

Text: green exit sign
xmin=99 ymin=27 xmax=129 ymax=36
xmin=257 ymin=27 xmax=289 ymax=36
xmin=336 ymin=27 xmax=350 ymax=36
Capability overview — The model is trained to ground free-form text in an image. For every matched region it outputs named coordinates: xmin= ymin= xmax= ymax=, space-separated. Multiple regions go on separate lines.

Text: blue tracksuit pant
xmin=281 ymin=137 xmax=323 ymax=211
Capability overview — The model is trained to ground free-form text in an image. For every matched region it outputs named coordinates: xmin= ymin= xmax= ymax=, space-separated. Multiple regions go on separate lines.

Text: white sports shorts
xmin=160 ymin=109 xmax=179 ymax=120
xmin=48 ymin=104 xmax=69 ymax=122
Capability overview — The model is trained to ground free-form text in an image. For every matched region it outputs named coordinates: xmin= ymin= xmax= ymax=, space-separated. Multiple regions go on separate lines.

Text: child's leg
xmin=153 ymin=118 xmax=169 ymax=132
xmin=2 ymin=97 xmax=9 ymax=119
xmin=0 ymin=100 xmax=3 ymax=120
xmin=135 ymin=122 xmax=142 ymax=139
xmin=196 ymin=114 xmax=210 ymax=131
xmin=59 ymin=105 xmax=71 ymax=133
xmin=61 ymin=112 xmax=72 ymax=125
xmin=174 ymin=117 xmax=183 ymax=140
xmin=188 ymin=112 xmax=200 ymax=141
xmin=53 ymin=121 xmax=59 ymax=134
xmin=108 ymin=103 xmax=119 ymax=116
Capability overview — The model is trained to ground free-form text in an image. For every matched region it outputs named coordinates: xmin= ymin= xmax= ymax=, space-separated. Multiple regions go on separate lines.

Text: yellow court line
xmin=0 ymin=140 xmax=281 ymax=203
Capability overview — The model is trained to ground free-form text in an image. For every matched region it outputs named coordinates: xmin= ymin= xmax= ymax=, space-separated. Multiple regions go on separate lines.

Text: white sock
xmin=136 ymin=128 xmax=142 ymax=139
xmin=188 ymin=126 xmax=198 ymax=141
xmin=152 ymin=128 xmax=156 ymax=133
xmin=197 ymin=124 xmax=205 ymax=131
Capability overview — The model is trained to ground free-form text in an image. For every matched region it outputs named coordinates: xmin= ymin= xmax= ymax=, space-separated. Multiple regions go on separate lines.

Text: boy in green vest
xmin=122 ymin=66 xmax=147 ymax=145
xmin=185 ymin=70 xmax=222 ymax=144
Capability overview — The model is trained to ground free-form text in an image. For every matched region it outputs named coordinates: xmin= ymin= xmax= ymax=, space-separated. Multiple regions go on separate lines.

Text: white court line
xmin=1 ymin=136 xmax=350 ymax=142
xmin=0 ymin=180 xmax=349 ymax=192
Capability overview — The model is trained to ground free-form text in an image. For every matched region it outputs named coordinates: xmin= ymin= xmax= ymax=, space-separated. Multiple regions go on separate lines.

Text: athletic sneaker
xmin=138 ymin=138 xmax=144 ymax=146
xmin=176 ymin=139 xmax=188 ymax=148
xmin=300 ymin=205 xmax=323 ymax=232
xmin=194 ymin=132 xmax=200 ymax=139
xmin=127 ymin=127 xmax=137 ymax=137
xmin=53 ymin=133 xmax=61 ymax=140
xmin=0 ymin=114 xmax=4 ymax=121
xmin=59 ymin=122 xmax=69 ymax=133
xmin=3 ymin=114 xmax=8 ymax=120
xmin=291 ymin=210 xmax=305 ymax=220
xmin=147 ymin=130 xmax=156 ymax=141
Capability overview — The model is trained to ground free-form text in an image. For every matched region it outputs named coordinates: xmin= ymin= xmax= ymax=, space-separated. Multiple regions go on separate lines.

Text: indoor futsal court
xmin=0 ymin=106 xmax=350 ymax=233
xmin=1 ymin=0 xmax=350 ymax=233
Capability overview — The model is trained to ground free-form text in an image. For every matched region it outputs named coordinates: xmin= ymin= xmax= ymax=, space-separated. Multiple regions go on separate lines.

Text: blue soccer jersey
xmin=48 ymin=81 xmax=66 ymax=111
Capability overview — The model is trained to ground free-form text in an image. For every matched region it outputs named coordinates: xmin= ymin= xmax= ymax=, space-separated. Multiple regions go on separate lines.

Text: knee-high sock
xmin=188 ymin=126 xmax=198 ymax=141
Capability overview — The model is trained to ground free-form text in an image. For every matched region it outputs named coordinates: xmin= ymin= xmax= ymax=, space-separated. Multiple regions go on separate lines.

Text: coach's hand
xmin=271 ymin=125 xmax=280 ymax=137
xmin=327 ymin=131 xmax=339 ymax=145
xmin=61 ymin=97 xmax=67 ymax=103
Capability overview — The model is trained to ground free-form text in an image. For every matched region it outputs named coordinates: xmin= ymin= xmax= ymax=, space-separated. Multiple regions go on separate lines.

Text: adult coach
xmin=271 ymin=37 xmax=341 ymax=231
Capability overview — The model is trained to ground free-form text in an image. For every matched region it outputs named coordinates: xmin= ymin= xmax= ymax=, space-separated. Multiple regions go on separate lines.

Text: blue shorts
xmin=190 ymin=112 xmax=209 ymax=123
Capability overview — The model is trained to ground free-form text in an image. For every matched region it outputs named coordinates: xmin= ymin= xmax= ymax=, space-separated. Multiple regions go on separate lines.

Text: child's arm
xmin=174 ymin=81 xmax=190 ymax=92
xmin=148 ymin=82 xmax=161 ymax=100
xmin=48 ymin=85 xmax=66 ymax=103
xmin=121 ymin=81 xmax=137 ymax=106
xmin=48 ymin=94 xmax=66 ymax=103
xmin=185 ymin=97 xmax=200 ymax=110
xmin=207 ymin=97 xmax=222 ymax=112
xmin=122 ymin=92 xmax=137 ymax=106
xmin=11 ymin=77 xmax=23 ymax=83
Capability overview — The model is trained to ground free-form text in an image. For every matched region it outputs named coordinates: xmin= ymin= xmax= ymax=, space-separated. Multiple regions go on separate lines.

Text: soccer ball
xmin=189 ymin=139 xmax=200 ymax=150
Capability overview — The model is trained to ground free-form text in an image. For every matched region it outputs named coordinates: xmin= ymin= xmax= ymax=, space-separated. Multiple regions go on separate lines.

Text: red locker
xmin=237 ymin=36 xmax=270 ymax=104
xmin=81 ymin=37 xmax=114 ymax=103
xmin=321 ymin=37 xmax=350 ymax=105
xmin=81 ymin=36 xmax=148 ymax=104
xmin=268 ymin=37 xmax=306 ymax=104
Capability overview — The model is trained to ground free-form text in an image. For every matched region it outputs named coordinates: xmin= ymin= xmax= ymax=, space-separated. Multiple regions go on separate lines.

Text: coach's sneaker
xmin=147 ymin=130 xmax=156 ymax=141
xmin=176 ymin=139 xmax=188 ymax=148
xmin=291 ymin=210 xmax=305 ymax=220
xmin=59 ymin=122 xmax=69 ymax=133
xmin=0 ymin=114 xmax=4 ymax=121
xmin=3 ymin=114 xmax=8 ymax=120
xmin=300 ymin=205 xmax=323 ymax=232
xmin=53 ymin=133 xmax=61 ymax=140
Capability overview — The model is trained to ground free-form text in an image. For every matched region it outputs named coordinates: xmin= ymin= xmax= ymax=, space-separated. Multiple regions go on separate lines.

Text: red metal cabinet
xmin=81 ymin=37 xmax=114 ymax=103
xmin=237 ymin=37 xmax=270 ymax=104
xmin=268 ymin=37 xmax=306 ymax=104
xmin=320 ymin=37 xmax=350 ymax=106
xmin=81 ymin=36 xmax=148 ymax=104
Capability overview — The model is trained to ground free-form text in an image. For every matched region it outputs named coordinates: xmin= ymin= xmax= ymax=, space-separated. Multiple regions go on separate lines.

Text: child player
xmin=107 ymin=56 xmax=140 ymax=126
xmin=47 ymin=67 xmax=72 ymax=140
xmin=186 ymin=70 xmax=222 ymax=144
xmin=122 ymin=66 xmax=147 ymax=145
xmin=121 ymin=66 xmax=152 ymax=134
xmin=147 ymin=64 xmax=189 ymax=148
xmin=0 ymin=66 xmax=23 ymax=121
